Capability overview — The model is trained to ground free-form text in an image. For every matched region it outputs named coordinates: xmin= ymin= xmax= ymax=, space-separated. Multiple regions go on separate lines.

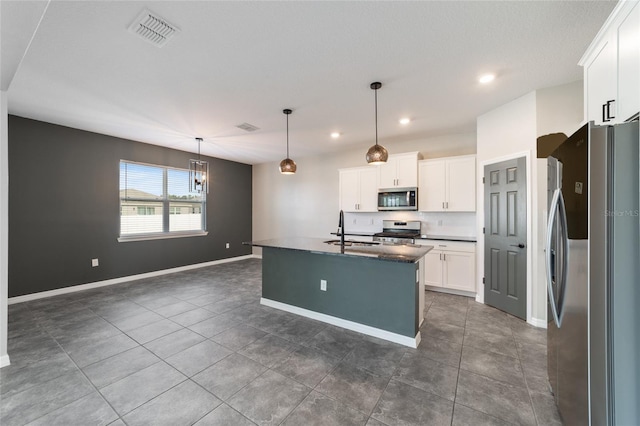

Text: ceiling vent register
xmin=236 ymin=123 xmax=260 ymax=132
xmin=128 ymin=9 xmax=180 ymax=48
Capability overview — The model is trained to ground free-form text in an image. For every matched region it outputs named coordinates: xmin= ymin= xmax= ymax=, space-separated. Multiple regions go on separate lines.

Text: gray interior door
xmin=484 ymin=157 xmax=527 ymax=319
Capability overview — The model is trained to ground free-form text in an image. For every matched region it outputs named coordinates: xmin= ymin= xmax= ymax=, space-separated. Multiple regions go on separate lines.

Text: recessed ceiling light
xmin=479 ymin=74 xmax=495 ymax=84
xmin=331 ymin=132 xmax=341 ymax=139
xmin=399 ymin=118 xmax=411 ymax=125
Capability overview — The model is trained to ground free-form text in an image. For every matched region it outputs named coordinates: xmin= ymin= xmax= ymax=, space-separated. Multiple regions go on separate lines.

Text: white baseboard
xmin=529 ymin=317 xmax=547 ymax=329
xmin=0 ymin=353 xmax=10 ymax=368
xmin=9 ymin=255 xmax=258 ymax=305
xmin=261 ymin=298 xmax=420 ymax=348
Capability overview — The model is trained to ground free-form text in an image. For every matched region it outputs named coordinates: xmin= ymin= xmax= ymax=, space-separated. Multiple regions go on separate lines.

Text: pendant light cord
xmin=286 ymin=113 xmax=290 ymax=158
xmin=374 ymin=87 xmax=378 ymax=147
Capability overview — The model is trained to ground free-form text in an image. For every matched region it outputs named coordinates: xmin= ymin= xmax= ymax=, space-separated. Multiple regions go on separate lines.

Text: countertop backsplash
xmin=342 ymin=211 xmax=477 ymax=239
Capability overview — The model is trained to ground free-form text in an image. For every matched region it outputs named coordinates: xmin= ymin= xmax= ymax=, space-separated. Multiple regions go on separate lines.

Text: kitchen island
xmin=245 ymin=237 xmax=432 ymax=347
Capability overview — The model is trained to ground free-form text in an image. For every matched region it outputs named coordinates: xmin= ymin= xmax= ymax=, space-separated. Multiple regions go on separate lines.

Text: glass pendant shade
xmin=366 ymin=81 xmax=388 ymax=165
xmin=189 ymin=138 xmax=208 ymax=193
xmin=366 ymin=143 xmax=389 ymax=165
xmin=279 ymin=158 xmax=297 ymax=174
xmin=280 ymin=109 xmax=296 ymax=175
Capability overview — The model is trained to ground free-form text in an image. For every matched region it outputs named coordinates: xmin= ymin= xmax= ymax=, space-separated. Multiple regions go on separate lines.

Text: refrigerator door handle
xmin=556 ymin=190 xmax=569 ymax=325
xmin=546 ymin=188 xmax=563 ymax=327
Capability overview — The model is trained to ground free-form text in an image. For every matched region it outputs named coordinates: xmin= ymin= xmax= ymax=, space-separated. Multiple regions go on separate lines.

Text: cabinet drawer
xmin=418 ymin=240 xmax=476 ymax=253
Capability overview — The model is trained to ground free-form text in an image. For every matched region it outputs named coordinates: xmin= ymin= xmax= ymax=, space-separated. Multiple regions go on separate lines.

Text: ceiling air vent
xmin=236 ymin=123 xmax=260 ymax=132
xmin=128 ymin=9 xmax=180 ymax=48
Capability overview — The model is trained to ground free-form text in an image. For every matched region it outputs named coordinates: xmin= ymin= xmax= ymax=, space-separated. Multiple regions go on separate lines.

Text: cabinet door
xmin=339 ymin=169 xmax=360 ymax=212
xmin=419 ymin=160 xmax=446 ymax=211
xmin=423 ymin=250 xmax=443 ymax=287
xmin=378 ymin=159 xmax=397 ymax=188
xmin=585 ymin=34 xmax=617 ymax=125
xmin=443 ymin=251 xmax=476 ymax=292
xmin=358 ymin=167 xmax=379 ymax=212
xmin=395 ymin=154 xmax=419 ymax=187
xmin=447 ymin=157 xmax=476 ymax=211
xmin=617 ymin=1 xmax=640 ymax=122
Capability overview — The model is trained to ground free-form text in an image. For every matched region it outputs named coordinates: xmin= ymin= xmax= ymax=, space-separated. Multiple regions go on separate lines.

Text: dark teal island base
xmin=251 ymin=238 xmax=431 ymax=348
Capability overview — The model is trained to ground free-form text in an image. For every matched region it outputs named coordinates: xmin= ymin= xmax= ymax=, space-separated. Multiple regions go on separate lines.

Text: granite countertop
xmin=330 ymin=231 xmax=477 ymax=243
xmin=244 ymin=237 xmax=432 ymax=263
xmin=329 ymin=231 xmax=377 ymax=237
xmin=417 ymin=235 xmax=477 ymax=243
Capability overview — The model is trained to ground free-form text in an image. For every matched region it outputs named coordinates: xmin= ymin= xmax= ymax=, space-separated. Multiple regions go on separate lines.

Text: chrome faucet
xmin=337 ymin=210 xmax=345 ymax=246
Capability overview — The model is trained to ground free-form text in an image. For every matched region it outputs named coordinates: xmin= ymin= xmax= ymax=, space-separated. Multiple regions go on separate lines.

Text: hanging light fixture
xmin=366 ymin=81 xmax=389 ymax=165
xmin=279 ymin=108 xmax=297 ymax=175
xmin=189 ymin=137 xmax=209 ymax=193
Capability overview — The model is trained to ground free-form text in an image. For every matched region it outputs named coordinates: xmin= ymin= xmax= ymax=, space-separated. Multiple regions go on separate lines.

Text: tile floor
xmin=0 ymin=258 xmax=562 ymax=425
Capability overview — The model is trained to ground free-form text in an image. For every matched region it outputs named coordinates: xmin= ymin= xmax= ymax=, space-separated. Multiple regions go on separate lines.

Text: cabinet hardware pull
xmin=442 ymin=202 xmax=445 ymax=209
xmin=602 ymin=99 xmax=616 ymax=122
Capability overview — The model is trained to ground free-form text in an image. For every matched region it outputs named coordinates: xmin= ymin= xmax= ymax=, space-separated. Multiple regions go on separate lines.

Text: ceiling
xmin=2 ymin=1 xmax=616 ymax=165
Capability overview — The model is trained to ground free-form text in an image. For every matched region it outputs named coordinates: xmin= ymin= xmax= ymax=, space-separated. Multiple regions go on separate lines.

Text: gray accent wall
xmin=8 ymin=115 xmax=252 ymax=297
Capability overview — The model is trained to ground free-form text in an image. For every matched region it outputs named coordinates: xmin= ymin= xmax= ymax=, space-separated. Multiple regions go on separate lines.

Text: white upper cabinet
xmin=617 ymin=1 xmax=640 ymax=122
xmin=418 ymin=159 xmax=446 ymax=212
xmin=585 ymin=32 xmax=617 ymax=125
xmin=378 ymin=152 xmax=420 ymax=189
xmin=581 ymin=1 xmax=640 ymax=124
xmin=419 ymin=155 xmax=476 ymax=212
xmin=339 ymin=167 xmax=378 ymax=212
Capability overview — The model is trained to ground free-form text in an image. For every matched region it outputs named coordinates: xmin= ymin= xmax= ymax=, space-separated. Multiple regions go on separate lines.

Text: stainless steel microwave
xmin=377 ymin=188 xmax=418 ymax=211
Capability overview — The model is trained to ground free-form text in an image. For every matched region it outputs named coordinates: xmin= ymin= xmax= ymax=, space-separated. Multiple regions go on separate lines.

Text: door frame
xmin=476 ymin=150 xmax=535 ymax=326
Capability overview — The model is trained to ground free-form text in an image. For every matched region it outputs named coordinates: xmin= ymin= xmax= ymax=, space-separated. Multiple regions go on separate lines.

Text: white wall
xmin=1 ymin=91 xmax=9 ymax=367
xmin=476 ymin=91 xmax=538 ymax=323
xmin=476 ymin=81 xmax=583 ymax=327
xmin=536 ymin=80 xmax=584 ymax=138
xmin=252 ymin=133 xmax=476 ymax=253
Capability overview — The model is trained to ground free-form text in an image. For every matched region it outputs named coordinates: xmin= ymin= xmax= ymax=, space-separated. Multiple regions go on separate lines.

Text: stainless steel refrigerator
xmin=546 ymin=119 xmax=639 ymax=426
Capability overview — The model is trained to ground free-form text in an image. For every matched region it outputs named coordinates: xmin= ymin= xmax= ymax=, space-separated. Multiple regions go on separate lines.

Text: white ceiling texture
xmin=2 ymin=1 xmax=616 ymax=165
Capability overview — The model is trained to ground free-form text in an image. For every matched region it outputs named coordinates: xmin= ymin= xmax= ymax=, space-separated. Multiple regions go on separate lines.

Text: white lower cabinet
xmin=417 ymin=240 xmax=476 ymax=294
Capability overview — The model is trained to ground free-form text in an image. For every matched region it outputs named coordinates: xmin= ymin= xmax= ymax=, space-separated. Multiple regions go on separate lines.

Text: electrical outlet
xmin=437 ymin=220 xmax=443 ymax=226
xmin=352 ymin=218 xmax=357 ymax=225
xmin=370 ymin=218 xmax=374 ymax=225
xmin=320 ymin=280 xmax=327 ymax=291
xmin=91 ymin=258 xmax=99 ymax=267
xmin=225 ymin=243 xmax=230 ymax=249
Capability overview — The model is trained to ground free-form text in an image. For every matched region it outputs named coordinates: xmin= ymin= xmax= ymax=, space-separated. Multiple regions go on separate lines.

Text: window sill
xmin=118 ymin=231 xmax=208 ymax=243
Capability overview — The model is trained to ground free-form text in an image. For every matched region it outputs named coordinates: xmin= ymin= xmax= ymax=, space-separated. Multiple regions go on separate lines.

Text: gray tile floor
xmin=0 ymin=258 xmax=562 ymax=425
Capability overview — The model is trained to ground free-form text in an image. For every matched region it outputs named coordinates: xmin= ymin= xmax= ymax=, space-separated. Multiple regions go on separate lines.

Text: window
xmin=119 ymin=161 xmax=206 ymax=240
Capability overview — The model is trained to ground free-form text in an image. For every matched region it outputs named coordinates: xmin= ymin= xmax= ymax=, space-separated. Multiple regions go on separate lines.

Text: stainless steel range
xmin=373 ymin=220 xmax=421 ymax=245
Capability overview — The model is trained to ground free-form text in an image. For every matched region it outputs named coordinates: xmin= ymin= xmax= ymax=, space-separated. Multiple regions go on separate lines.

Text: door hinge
xmin=482 ymin=277 xmax=485 ymax=284
xmin=482 ymin=227 xmax=485 ymax=234
xmin=482 ymin=177 xmax=485 ymax=184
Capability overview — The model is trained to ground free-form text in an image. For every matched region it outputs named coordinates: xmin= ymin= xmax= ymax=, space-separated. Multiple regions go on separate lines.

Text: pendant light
xmin=279 ymin=108 xmax=297 ymax=174
xmin=189 ymin=137 xmax=209 ymax=193
xmin=365 ymin=81 xmax=389 ymax=165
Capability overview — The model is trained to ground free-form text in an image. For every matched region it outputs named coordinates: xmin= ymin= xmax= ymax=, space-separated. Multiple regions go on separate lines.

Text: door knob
xmin=510 ymin=243 xmax=526 ymax=248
